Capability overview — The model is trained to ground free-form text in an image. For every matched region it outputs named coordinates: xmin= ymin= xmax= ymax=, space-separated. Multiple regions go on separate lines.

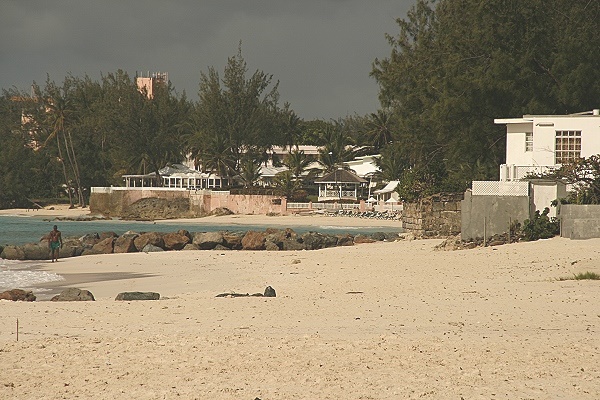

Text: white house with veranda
xmin=495 ymin=109 xmax=600 ymax=181
xmin=475 ymin=109 xmax=600 ymax=218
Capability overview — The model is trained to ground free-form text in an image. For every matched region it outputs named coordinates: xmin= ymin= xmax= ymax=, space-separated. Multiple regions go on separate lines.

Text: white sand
xmin=1 ymin=207 xmax=599 ymax=399
xmin=0 ymin=204 xmax=93 ymax=218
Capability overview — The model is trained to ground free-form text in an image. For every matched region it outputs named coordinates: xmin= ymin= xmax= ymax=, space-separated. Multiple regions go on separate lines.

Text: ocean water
xmin=0 ymin=258 xmax=65 ymax=292
xmin=0 ymin=214 xmax=402 ymax=292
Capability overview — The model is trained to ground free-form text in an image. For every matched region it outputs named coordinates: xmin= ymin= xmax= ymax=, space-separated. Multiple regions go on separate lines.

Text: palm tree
xmin=366 ymin=109 xmax=393 ymax=152
xmin=239 ymin=156 xmax=262 ymax=188
xmin=39 ymin=82 xmax=84 ymax=207
xmin=282 ymin=110 xmax=301 ymax=150
xmin=273 ymin=170 xmax=300 ymax=198
xmin=283 ymin=148 xmax=311 ymax=183
xmin=317 ymin=124 xmax=357 ymax=173
xmin=373 ymin=144 xmax=408 ymax=182
xmin=194 ymin=131 xmax=236 ymax=182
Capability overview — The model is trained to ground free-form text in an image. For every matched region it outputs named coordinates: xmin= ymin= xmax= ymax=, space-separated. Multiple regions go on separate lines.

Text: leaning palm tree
xmin=36 ymin=81 xmax=84 ymax=208
xmin=45 ymin=94 xmax=84 ymax=207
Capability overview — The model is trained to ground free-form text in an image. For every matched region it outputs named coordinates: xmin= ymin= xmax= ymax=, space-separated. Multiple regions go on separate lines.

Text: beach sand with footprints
xmin=1 ymin=206 xmax=599 ymax=399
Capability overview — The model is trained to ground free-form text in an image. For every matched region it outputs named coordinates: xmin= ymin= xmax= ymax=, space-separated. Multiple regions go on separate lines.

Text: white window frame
xmin=555 ymin=130 xmax=581 ymax=164
xmin=525 ymin=132 xmax=533 ymax=152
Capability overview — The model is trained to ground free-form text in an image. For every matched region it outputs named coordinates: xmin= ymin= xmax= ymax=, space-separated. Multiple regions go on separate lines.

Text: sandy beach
xmin=1 ymin=207 xmax=599 ymax=399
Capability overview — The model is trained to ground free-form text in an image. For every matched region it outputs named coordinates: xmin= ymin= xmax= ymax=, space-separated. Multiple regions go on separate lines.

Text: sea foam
xmin=0 ymin=258 xmax=64 ymax=291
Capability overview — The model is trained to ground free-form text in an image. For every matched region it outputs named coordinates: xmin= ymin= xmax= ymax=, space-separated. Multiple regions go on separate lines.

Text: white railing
xmin=500 ymin=164 xmax=558 ymax=181
xmin=314 ymin=203 xmax=341 ymax=210
xmin=287 ymin=202 xmax=311 ymax=209
xmin=91 ymin=186 xmax=188 ymax=193
xmin=287 ymin=202 xmax=361 ymax=211
xmin=472 ymin=181 xmax=529 ymax=196
xmin=322 ymin=190 xmax=356 ymax=198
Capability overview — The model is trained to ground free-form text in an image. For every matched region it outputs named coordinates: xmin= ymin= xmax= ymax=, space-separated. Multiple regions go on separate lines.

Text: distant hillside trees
xmin=372 ymin=0 xmax=600 ymax=200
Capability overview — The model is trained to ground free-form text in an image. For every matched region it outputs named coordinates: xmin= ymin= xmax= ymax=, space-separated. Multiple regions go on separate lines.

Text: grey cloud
xmin=1 ymin=0 xmax=413 ymax=119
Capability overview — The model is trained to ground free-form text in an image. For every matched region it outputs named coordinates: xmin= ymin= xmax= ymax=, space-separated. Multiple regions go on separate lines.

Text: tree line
xmin=0 ymin=47 xmax=385 ymax=208
xmin=371 ymin=0 xmax=600 ymax=201
xmin=2 ymin=0 xmax=599 ymax=208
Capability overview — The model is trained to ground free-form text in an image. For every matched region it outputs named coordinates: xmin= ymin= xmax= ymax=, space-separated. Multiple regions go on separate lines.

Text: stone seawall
xmin=89 ymin=187 xmax=285 ymax=218
xmin=402 ymin=193 xmax=462 ymax=238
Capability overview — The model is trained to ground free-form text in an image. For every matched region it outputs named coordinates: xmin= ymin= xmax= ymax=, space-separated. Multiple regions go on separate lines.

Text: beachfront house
xmin=314 ymin=169 xmax=367 ymax=202
xmin=495 ymin=109 xmax=600 ymax=181
xmin=123 ymin=163 xmax=229 ymax=189
xmin=470 ymin=109 xmax=600 ymax=217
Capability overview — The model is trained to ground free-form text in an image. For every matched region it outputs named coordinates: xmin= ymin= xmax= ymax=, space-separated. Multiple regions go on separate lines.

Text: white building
xmin=495 ymin=109 xmax=600 ymax=181
xmin=481 ymin=109 xmax=600 ymax=217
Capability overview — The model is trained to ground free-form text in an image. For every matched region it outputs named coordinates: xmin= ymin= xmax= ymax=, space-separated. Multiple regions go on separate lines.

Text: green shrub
xmin=558 ymin=272 xmax=600 ymax=281
xmin=521 ymin=207 xmax=559 ymax=241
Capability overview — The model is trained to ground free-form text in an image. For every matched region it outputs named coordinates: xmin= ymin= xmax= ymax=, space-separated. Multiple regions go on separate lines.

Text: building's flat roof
xmin=495 ymin=110 xmax=600 ymax=124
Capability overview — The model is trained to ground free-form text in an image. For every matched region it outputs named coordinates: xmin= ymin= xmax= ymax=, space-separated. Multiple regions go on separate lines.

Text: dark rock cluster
xmin=0 ymin=289 xmax=36 ymax=301
xmin=0 ymin=229 xmax=403 ymax=260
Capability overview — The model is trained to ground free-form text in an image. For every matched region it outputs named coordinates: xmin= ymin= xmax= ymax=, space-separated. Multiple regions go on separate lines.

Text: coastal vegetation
xmin=558 ymin=272 xmax=600 ymax=281
xmin=1 ymin=0 xmax=599 ymax=209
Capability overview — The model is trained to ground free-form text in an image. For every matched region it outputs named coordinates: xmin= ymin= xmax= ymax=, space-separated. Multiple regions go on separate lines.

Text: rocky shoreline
xmin=0 ymin=227 xmax=406 ymax=261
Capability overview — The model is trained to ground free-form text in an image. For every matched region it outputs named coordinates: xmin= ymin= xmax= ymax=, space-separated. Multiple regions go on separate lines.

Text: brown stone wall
xmin=90 ymin=188 xmax=284 ymax=217
xmin=402 ymin=193 xmax=463 ymax=238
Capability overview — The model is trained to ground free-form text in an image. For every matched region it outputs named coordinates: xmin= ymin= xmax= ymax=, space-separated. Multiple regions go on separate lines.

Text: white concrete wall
xmin=531 ymin=181 xmax=567 ymax=218
xmin=505 ymin=122 xmax=536 ymax=166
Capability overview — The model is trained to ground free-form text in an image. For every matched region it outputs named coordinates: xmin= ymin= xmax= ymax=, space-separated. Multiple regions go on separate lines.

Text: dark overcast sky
xmin=1 ymin=1 xmax=413 ymax=120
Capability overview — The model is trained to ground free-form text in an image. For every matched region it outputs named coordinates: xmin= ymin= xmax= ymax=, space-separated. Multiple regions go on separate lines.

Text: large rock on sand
xmin=163 ymin=232 xmax=191 ymax=250
xmin=281 ymin=239 xmax=305 ymax=251
xmin=301 ymin=232 xmax=338 ymax=250
xmin=115 ymin=292 xmax=160 ymax=301
xmin=353 ymin=234 xmax=376 ymax=244
xmin=222 ymin=232 xmax=244 ymax=250
xmin=82 ymin=237 xmax=115 ymax=255
xmin=0 ymin=289 xmax=36 ymax=301
xmin=134 ymin=232 xmax=165 ymax=251
xmin=141 ymin=244 xmax=164 ymax=252
xmin=61 ymin=238 xmax=84 ymax=257
xmin=0 ymin=245 xmax=25 ymax=260
xmin=265 ymin=228 xmax=297 ymax=249
xmin=193 ymin=231 xmax=224 ymax=250
xmin=113 ymin=235 xmax=138 ymax=253
xmin=241 ymin=231 xmax=266 ymax=250
xmin=51 ymin=288 xmax=95 ymax=301
xmin=21 ymin=243 xmax=50 ymax=260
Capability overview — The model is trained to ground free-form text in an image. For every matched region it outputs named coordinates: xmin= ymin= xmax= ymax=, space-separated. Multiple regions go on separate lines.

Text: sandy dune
xmin=1 ymin=233 xmax=599 ymax=399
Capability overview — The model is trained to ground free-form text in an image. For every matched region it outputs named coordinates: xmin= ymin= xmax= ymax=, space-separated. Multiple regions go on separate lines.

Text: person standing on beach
xmin=48 ymin=225 xmax=63 ymax=262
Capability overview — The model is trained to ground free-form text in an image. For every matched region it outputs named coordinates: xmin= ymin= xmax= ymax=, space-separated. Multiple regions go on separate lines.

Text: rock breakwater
xmin=0 ymin=228 xmax=404 ymax=261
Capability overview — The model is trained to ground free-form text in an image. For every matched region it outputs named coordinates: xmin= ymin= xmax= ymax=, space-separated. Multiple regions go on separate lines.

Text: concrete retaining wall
xmin=90 ymin=187 xmax=284 ymax=217
xmin=89 ymin=188 xmax=190 ymax=217
xmin=402 ymin=193 xmax=462 ymax=238
xmin=461 ymin=189 xmax=530 ymax=241
xmin=559 ymin=204 xmax=600 ymax=239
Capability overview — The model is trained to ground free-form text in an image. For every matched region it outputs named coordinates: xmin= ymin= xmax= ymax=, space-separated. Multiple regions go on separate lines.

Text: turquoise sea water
xmin=0 ymin=215 xmax=402 ymax=246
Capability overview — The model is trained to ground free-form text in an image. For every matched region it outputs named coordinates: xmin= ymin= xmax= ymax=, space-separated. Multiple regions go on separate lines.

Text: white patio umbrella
xmin=385 ymin=197 xmax=398 ymax=210
xmin=366 ymin=197 xmax=377 ymax=203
